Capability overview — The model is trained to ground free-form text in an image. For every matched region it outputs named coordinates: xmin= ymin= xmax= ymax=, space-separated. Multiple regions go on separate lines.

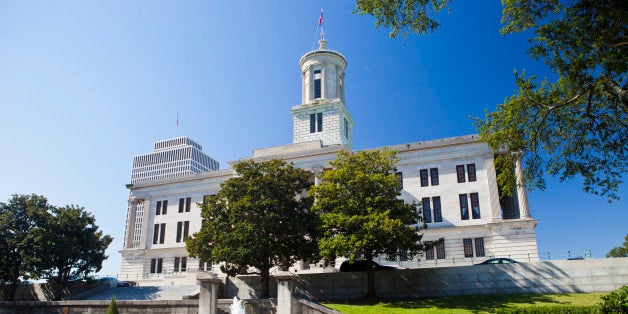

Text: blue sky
xmin=1 ymin=1 xmax=626 ymax=276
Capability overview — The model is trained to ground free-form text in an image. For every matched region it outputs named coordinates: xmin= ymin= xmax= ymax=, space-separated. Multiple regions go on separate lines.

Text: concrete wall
xmin=222 ymin=258 xmax=627 ymax=300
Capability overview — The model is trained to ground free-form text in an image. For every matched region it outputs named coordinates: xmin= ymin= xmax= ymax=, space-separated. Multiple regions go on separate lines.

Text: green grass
xmin=323 ymin=293 xmax=604 ymax=314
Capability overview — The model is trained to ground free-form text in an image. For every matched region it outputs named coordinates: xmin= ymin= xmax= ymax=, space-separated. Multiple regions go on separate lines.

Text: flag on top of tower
xmin=318 ymin=10 xmax=323 ymax=26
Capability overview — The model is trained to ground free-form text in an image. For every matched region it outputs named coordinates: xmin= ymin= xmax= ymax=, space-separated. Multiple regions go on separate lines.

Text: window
xmin=310 ymin=114 xmax=316 ymax=133
xmin=467 ymin=164 xmax=477 ymax=182
xmin=159 ymin=223 xmax=165 ymax=244
xmin=425 ymin=242 xmax=435 ymax=260
xmin=176 ymin=222 xmax=182 ymax=243
xmin=153 ymin=224 xmax=159 ymax=244
xmin=470 ymin=193 xmax=481 ymax=219
xmin=162 ymin=200 xmax=167 ymax=214
xmin=150 ymin=258 xmax=163 ymax=273
xmin=456 ymin=165 xmax=466 ymax=183
xmin=313 ymin=69 xmax=322 ymax=99
xmin=436 ymin=240 xmax=445 ymax=259
xmin=463 ymin=238 xmax=473 ymax=257
xmin=396 ymin=172 xmax=403 ymax=189
xmin=199 ymin=259 xmax=211 ymax=271
xmin=153 ymin=223 xmax=166 ymax=244
xmin=156 ymin=201 xmax=162 ymax=215
xmin=430 ymin=168 xmax=439 ymax=186
xmin=475 ymin=238 xmax=485 ymax=257
xmin=344 ymin=118 xmax=349 ymax=138
xmin=459 ymin=194 xmax=469 ymax=220
xmin=309 ymin=113 xmax=323 ymax=133
xmin=176 ymin=221 xmax=190 ymax=243
xmin=179 ymin=198 xmax=185 ymax=213
xmin=433 ymin=196 xmax=442 ymax=222
xmin=174 ymin=257 xmax=188 ymax=272
xmin=183 ymin=221 xmax=189 ymax=239
xmin=420 ymin=169 xmax=429 ymax=187
xmin=185 ymin=197 xmax=191 ymax=212
xmin=422 ymin=197 xmax=431 ymax=223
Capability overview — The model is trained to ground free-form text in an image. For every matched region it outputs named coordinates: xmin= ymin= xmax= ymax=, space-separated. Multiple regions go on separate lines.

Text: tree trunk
xmin=260 ymin=265 xmax=270 ymax=298
xmin=365 ymin=251 xmax=377 ymax=298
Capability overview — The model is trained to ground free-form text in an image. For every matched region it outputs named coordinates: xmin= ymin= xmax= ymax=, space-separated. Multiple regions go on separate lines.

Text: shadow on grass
xmin=330 ymin=293 xmax=570 ymax=313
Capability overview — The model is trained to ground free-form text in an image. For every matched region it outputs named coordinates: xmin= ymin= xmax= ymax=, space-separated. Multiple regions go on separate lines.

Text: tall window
xmin=420 ymin=169 xmax=429 ymax=187
xmin=430 ymin=168 xmax=439 ymax=186
xmin=436 ymin=241 xmax=445 ymax=259
xmin=185 ymin=197 xmax=191 ymax=212
xmin=155 ymin=200 xmax=167 ymax=215
xmin=174 ymin=257 xmax=188 ymax=272
xmin=313 ymin=69 xmax=322 ymax=99
xmin=310 ymin=114 xmax=316 ymax=133
xmin=422 ymin=197 xmax=431 ymax=223
xmin=178 ymin=198 xmax=185 ymax=213
xmin=153 ymin=224 xmax=159 ymax=244
xmin=177 ymin=221 xmax=190 ymax=243
xmin=433 ymin=196 xmax=442 ymax=222
xmin=344 ymin=118 xmax=349 ymax=138
xmin=470 ymin=192 xmax=481 ymax=219
xmin=159 ymin=223 xmax=165 ymax=244
xmin=475 ymin=238 xmax=485 ymax=257
xmin=463 ymin=238 xmax=473 ymax=257
xmin=150 ymin=258 xmax=163 ymax=273
xmin=199 ymin=259 xmax=211 ymax=271
xmin=467 ymin=164 xmax=477 ymax=182
xmin=425 ymin=242 xmax=435 ymax=260
xmin=459 ymin=194 xmax=469 ymax=220
xmin=153 ymin=223 xmax=166 ymax=244
xmin=456 ymin=165 xmax=466 ymax=183
xmin=156 ymin=201 xmax=162 ymax=215
xmin=309 ymin=113 xmax=323 ymax=133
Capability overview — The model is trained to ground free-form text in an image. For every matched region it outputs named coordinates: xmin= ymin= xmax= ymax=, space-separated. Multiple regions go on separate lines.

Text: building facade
xmin=119 ymin=37 xmax=538 ymax=286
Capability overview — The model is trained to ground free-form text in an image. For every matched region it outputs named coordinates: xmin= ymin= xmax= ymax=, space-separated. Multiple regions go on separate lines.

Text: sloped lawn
xmin=323 ymin=293 xmax=604 ymax=313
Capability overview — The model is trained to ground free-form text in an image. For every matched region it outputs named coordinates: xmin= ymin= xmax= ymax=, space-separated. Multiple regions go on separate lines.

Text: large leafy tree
xmin=355 ymin=0 xmax=627 ymax=201
xmin=42 ymin=205 xmax=113 ymax=290
xmin=0 ymin=194 xmax=51 ymax=301
xmin=311 ymin=150 xmax=424 ymax=298
xmin=606 ymin=233 xmax=628 ymax=258
xmin=186 ymin=159 xmax=319 ymax=298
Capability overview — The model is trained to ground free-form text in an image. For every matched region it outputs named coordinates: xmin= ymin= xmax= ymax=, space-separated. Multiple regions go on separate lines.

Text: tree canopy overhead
xmin=186 ymin=159 xmax=319 ymax=298
xmin=311 ymin=149 xmax=424 ymax=298
xmin=356 ymin=0 xmax=627 ymax=201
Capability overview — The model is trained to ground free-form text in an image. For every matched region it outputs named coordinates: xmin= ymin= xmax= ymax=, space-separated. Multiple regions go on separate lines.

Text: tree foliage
xmin=106 ymin=296 xmax=120 ymax=314
xmin=186 ymin=159 xmax=319 ymax=298
xmin=311 ymin=150 xmax=423 ymax=298
xmin=606 ymin=233 xmax=628 ymax=258
xmin=356 ymin=0 xmax=627 ymax=201
xmin=0 ymin=194 xmax=112 ymax=300
xmin=42 ymin=205 xmax=113 ymax=289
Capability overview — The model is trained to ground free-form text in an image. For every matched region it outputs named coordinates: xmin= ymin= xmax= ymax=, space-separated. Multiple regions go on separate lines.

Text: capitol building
xmin=119 ymin=36 xmax=539 ymax=286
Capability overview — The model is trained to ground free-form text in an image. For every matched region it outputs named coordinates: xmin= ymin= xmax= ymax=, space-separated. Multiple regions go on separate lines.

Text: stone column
xmin=515 ymin=154 xmax=531 ymax=218
xmin=275 ymin=272 xmax=297 ymax=314
xmin=197 ymin=272 xmax=222 ymax=314
xmin=321 ymin=62 xmax=327 ymax=99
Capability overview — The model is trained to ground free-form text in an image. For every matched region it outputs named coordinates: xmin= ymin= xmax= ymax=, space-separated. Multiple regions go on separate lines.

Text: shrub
xmin=599 ymin=285 xmax=628 ymax=314
xmin=495 ymin=305 xmax=600 ymax=313
xmin=106 ymin=296 xmax=119 ymax=314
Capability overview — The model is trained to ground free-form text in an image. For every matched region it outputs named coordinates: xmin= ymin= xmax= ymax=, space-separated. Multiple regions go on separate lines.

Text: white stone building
xmin=119 ymin=37 xmax=539 ymax=286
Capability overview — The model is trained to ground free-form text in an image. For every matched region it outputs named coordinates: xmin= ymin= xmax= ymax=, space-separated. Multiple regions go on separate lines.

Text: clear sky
xmin=1 ymin=1 xmax=626 ymax=276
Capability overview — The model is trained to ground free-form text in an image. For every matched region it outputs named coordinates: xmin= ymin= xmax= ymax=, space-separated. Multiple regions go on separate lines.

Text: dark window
xmin=433 ymin=196 xmax=442 ymax=222
xmin=470 ymin=193 xmax=481 ymax=219
xmin=159 ymin=223 xmax=166 ymax=244
xmin=162 ymin=200 xmax=168 ymax=214
xmin=425 ymin=242 xmax=435 ymax=260
xmin=467 ymin=164 xmax=477 ymax=182
xmin=459 ymin=194 xmax=469 ymax=220
xmin=475 ymin=238 xmax=485 ymax=257
xmin=344 ymin=118 xmax=349 ymax=138
xmin=317 ymin=112 xmax=323 ymax=132
xmin=174 ymin=257 xmax=180 ymax=272
xmin=153 ymin=224 xmax=159 ymax=244
xmin=179 ymin=198 xmax=184 ymax=213
xmin=157 ymin=258 xmax=163 ymax=273
xmin=156 ymin=201 xmax=162 ymax=215
xmin=463 ymin=238 xmax=473 ymax=257
xmin=396 ymin=172 xmax=403 ymax=189
xmin=185 ymin=197 xmax=191 ymax=212
xmin=436 ymin=241 xmax=445 ymax=259
xmin=430 ymin=168 xmax=439 ymax=186
xmin=420 ymin=169 xmax=429 ymax=187
xmin=422 ymin=197 xmax=431 ymax=223
xmin=183 ymin=221 xmax=189 ymax=239
xmin=314 ymin=79 xmax=321 ymax=98
xmin=199 ymin=260 xmax=205 ymax=271
xmin=310 ymin=114 xmax=316 ymax=133
xmin=456 ymin=165 xmax=466 ymax=183
xmin=150 ymin=259 xmax=156 ymax=273
xmin=176 ymin=222 xmax=182 ymax=243
xmin=181 ymin=257 xmax=187 ymax=272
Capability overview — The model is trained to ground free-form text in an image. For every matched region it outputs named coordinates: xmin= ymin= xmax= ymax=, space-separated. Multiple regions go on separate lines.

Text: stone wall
xmin=224 ymin=258 xmax=628 ymax=300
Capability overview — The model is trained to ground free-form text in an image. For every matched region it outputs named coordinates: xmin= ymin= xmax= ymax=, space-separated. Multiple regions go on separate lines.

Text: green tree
xmin=42 ymin=205 xmax=113 ymax=289
xmin=355 ymin=1 xmax=627 ymax=201
xmin=106 ymin=296 xmax=120 ymax=314
xmin=606 ymin=233 xmax=628 ymax=258
xmin=0 ymin=194 xmax=51 ymax=301
xmin=186 ymin=159 xmax=319 ymax=298
xmin=311 ymin=150 xmax=424 ymax=298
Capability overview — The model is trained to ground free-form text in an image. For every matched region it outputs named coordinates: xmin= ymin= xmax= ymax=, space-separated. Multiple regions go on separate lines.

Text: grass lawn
xmin=323 ymin=293 xmax=605 ymax=313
